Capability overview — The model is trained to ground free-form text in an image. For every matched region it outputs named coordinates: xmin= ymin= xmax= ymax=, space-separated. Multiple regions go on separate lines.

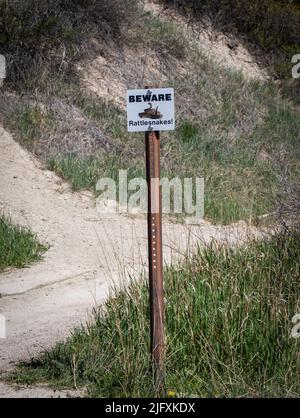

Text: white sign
xmin=127 ymin=88 xmax=175 ymax=132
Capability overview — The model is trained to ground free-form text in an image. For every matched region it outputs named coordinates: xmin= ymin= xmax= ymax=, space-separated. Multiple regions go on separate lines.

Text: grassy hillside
xmin=0 ymin=215 xmax=48 ymax=272
xmin=164 ymin=0 xmax=300 ymax=101
xmin=0 ymin=1 xmax=299 ymax=224
xmin=9 ymin=232 xmax=300 ymax=397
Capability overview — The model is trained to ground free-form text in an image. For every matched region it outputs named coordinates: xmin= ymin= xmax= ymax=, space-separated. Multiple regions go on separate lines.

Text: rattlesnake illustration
xmin=139 ymin=103 xmax=163 ymax=119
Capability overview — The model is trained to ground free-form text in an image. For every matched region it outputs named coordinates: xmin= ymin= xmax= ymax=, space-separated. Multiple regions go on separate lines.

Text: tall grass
xmin=11 ymin=232 xmax=300 ymax=397
xmin=44 ymin=72 xmax=300 ymax=224
xmin=0 ymin=215 xmax=48 ymax=272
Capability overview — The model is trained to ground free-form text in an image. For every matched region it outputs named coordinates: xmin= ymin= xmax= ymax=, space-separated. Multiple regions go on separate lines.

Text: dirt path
xmin=0 ymin=126 xmax=267 ymax=396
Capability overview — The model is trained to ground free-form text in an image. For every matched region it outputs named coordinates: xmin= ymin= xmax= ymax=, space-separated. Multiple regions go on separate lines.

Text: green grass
xmin=9 ymin=232 xmax=300 ymax=397
xmin=3 ymin=103 xmax=56 ymax=152
xmin=1 ymin=10 xmax=299 ymax=225
xmin=44 ymin=72 xmax=300 ymax=224
xmin=165 ymin=0 xmax=300 ymax=81
xmin=0 ymin=215 xmax=48 ymax=272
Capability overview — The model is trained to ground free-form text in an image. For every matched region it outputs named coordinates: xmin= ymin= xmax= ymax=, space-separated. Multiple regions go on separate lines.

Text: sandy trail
xmin=0 ymin=126 xmax=266 ymax=396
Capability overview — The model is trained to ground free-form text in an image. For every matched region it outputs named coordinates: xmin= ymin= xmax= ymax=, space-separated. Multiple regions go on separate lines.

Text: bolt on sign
xmin=126 ymin=88 xmax=175 ymax=132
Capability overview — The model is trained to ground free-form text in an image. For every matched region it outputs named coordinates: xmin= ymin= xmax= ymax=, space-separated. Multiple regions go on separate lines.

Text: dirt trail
xmin=0 ymin=126 xmax=267 ymax=396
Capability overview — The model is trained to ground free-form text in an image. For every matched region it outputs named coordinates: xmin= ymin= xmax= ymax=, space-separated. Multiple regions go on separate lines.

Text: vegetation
xmin=1 ymin=1 xmax=299 ymax=399
xmin=0 ymin=0 xmax=139 ymax=89
xmin=0 ymin=215 xmax=48 ymax=272
xmin=165 ymin=0 xmax=300 ymax=102
xmin=165 ymin=1 xmax=300 ymax=74
xmin=9 ymin=232 xmax=300 ymax=397
xmin=3 ymin=61 xmax=299 ymax=224
xmin=1 ymin=1 xmax=299 ymax=224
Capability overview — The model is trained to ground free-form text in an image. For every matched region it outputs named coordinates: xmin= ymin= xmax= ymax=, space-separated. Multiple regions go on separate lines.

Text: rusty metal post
xmin=145 ymin=129 xmax=165 ymax=388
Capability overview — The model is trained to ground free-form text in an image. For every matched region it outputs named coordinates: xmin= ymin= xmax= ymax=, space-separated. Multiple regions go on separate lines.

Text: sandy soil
xmin=0 ymin=382 xmax=84 ymax=398
xmin=0 ymin=126 xmax=268 ymax=396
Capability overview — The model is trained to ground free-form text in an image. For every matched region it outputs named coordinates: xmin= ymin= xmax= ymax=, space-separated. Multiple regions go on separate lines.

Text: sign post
xmin=126 ymin=87 xmax=175 ymax=389
xmin=145 ymin=128 xmax=165 ymax=386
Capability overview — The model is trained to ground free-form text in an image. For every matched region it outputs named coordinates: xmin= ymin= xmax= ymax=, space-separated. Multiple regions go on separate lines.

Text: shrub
xmin=0 ymin=0 xmax=138 ymax=88
xmin=10 ymin=232 xmax=300 ymax=397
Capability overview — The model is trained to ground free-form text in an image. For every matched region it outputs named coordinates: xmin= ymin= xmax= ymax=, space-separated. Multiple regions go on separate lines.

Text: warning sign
xmin=126 ymin=88 xmax=175 ymax=132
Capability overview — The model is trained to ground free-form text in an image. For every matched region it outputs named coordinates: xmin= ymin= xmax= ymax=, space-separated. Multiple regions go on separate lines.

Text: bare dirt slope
xmin=0 ymin=126 xmax=266 ymax=395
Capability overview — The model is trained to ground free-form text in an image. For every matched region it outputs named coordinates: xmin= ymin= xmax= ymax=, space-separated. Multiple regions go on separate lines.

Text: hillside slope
xmin=1 ymin=1 xmax=299 ymax=226
xmin=0 ymin=0 xmax=299 ymax=398
xmin=0 ymin=126 xmax=267 ymax=375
